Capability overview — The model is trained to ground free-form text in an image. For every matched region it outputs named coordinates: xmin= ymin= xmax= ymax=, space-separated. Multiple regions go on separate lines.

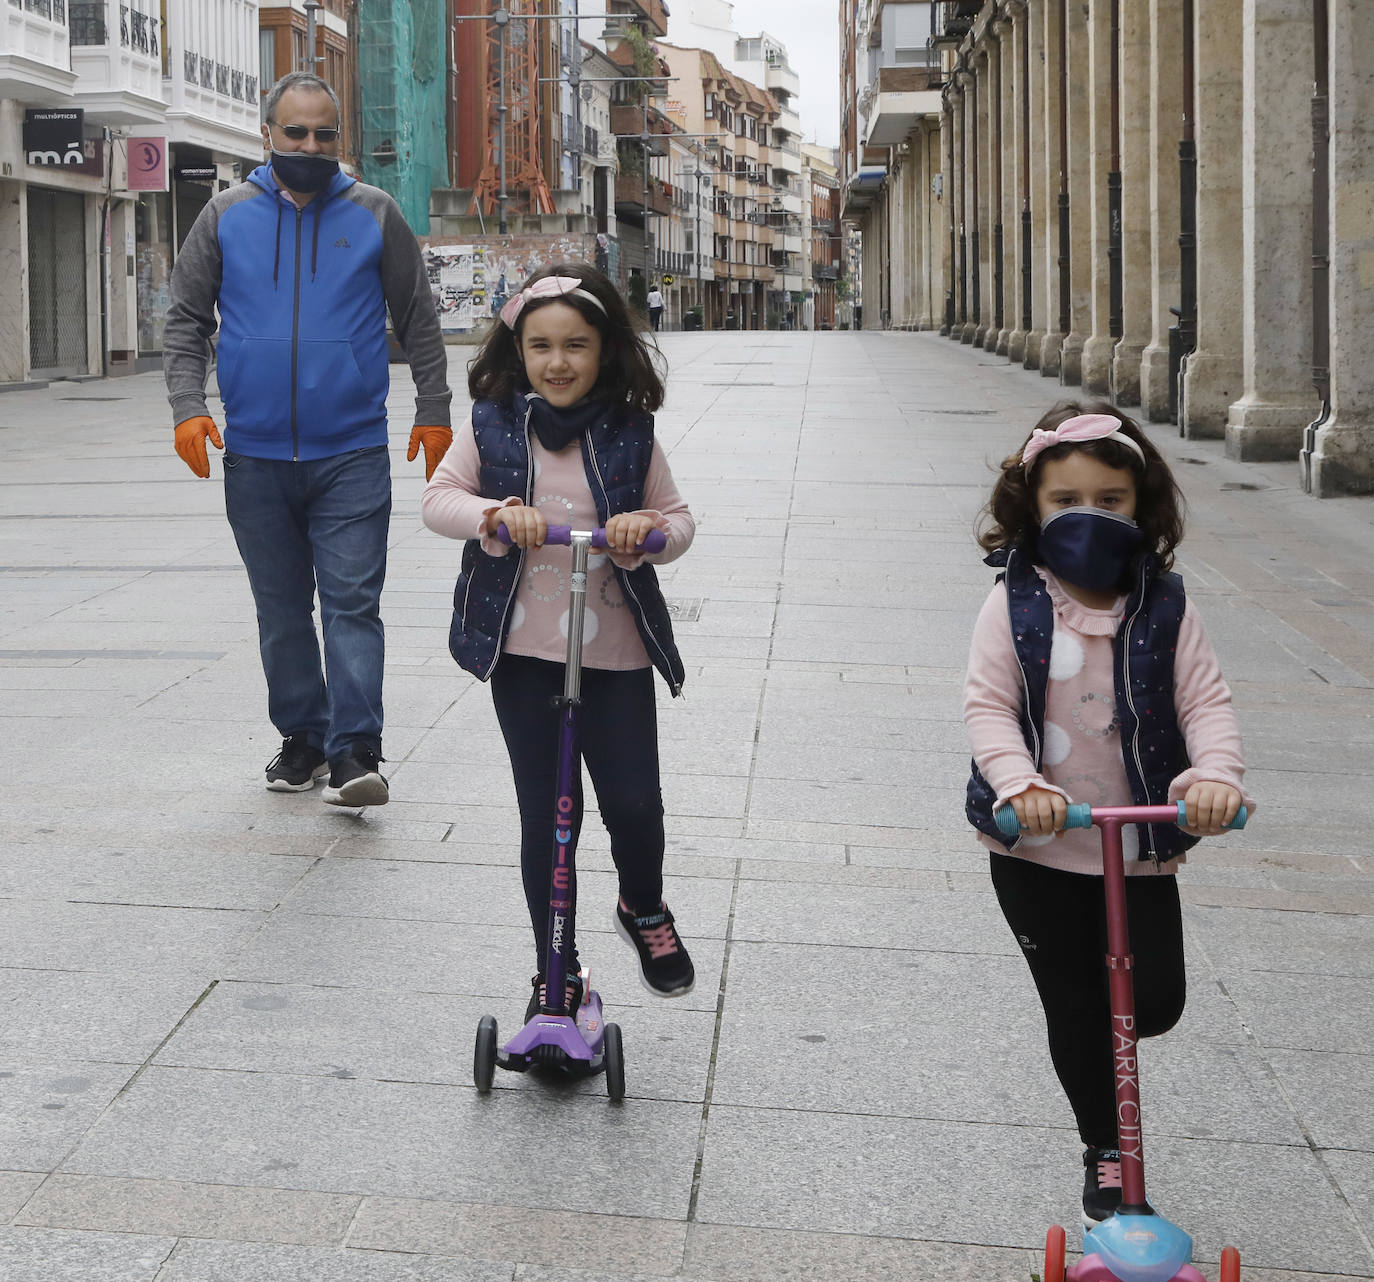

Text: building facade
xmin=1 ymin=0 xmax=262 ymax=386
xmin=841 ymin=0 xmax=1374 ymax=497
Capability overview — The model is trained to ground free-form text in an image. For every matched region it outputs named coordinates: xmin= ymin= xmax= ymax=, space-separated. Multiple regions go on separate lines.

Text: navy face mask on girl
xmin=1037 ymin=506 xmax=1146 ymax=593
xmin=270 ymin=150 xmax=340 ymax=194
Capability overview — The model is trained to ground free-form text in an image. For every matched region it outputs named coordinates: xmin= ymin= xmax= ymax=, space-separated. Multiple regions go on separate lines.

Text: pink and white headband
xmin=499 ymin=275 xmax=608 ymax=330
xmin=1020 ymin=414 xmax=1147 ymax=472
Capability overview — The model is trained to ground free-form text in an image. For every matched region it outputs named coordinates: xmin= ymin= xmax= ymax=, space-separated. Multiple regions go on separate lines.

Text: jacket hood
xmin=246 ymin=161 xmax=357 ymax=203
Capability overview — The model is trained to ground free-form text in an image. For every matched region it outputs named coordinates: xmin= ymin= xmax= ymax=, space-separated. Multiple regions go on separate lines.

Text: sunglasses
xmin=271 ymin=122 xmax=340 ymax=143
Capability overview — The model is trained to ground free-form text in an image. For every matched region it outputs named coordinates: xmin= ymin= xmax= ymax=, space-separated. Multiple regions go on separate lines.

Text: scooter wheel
xmin=474 ymin=1015 xmax=498 ymax=1094
xmin=604 ymin=1022 xmax=625 ymax=1102
xmin=1219 ymin=1245 xmax=1241 ymax=1282
xmin=1043 ymin=1224 xmax=1066 ymax=1282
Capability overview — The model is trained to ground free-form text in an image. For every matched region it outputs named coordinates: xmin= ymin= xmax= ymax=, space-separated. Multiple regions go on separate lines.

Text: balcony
xmin=615 ymin=171 xmax=671 ymax=217
xmin=813 ymin=263 xmax=839 ymax=281
xmin=861 ymin=66 xmax=942 ymax=147
xmin=606 ymin=0 xmax=667 ymax=38
xmin=932 ymin=0 xmax=982 ymax=45
xmin=161 ymin=0 xmax=260 ymax=161
xmin=0 ymin=0 xmax=78 ymax=103
xmin=761 ymin=57 xmax=799 ymax=100
xmin=69 ymin=1 xmax=164 ymax=126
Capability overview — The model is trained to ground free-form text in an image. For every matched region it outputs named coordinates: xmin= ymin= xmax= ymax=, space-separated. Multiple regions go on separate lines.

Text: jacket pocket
xmin=297 ymin=339 xmax=372 ymax=415
xmin=218 ymin=336 xmax=292 ymax=430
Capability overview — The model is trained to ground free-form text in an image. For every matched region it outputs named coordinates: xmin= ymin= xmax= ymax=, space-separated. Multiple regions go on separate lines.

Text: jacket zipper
xmin=289 ymin=206 xmax=303 ymax=461
xmin=585 ymin=434 xmax=682 ymax=696
xmin=478 ymin=403 xmax=535 ymax=681
xmin=1118 ymin=560 xmax=1158 ymax=860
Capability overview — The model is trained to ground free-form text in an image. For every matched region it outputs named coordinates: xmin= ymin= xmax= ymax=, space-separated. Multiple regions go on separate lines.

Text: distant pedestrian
xmin=420 ymin=264 xmax=696 ymax=1019
xmin=163 ymin=70 xmax=452 ymax=807
xmin=646 ymin=283 xmax=665 ymax=331
xmin=962 ymin=403 xmax=1251 ymax=1227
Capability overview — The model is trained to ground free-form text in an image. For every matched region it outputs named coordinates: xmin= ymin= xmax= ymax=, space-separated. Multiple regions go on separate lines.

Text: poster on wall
xmin=426 ymin=245 xmax=492 ymax=334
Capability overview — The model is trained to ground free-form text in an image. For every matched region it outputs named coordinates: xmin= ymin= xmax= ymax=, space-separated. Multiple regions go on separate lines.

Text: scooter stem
xmin=544 ymin=533 xmax=592 ymax=1013
xmin=1099 ymin=816 xmax=1148 ymax=1213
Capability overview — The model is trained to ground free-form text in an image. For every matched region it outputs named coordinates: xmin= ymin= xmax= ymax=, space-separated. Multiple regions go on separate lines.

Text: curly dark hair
xmin=466 ymin=263 xmax=667 ymax=413
xmin=976 ymin=400 xmax=1187 ymax=572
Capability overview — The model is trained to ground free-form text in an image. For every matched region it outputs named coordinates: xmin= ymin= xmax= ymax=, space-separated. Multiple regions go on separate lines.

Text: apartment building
xmin=1 ymin=0 xmax=262 ymax=385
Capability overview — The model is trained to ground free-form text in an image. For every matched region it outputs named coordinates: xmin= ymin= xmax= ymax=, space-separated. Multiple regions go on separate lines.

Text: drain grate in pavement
xmin=1219 ymin=481 xmax=1266 ymax=492
xmin=704 ymin=381 xmax=775 ymax=387
xmin=926 ymin=408 xmax=997 ymax=416
xmin=56 ymin=396 xmax=128 ymax=402
xmin=665 ymin=598 xmax=703 ymax=622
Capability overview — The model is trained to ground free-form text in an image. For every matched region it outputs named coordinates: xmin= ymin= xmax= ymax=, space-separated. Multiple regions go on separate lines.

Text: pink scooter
xmin=995 ymin=800 xmax=1247 ymax=1282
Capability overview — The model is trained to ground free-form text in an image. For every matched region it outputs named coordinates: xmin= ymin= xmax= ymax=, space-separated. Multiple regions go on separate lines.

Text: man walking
xmin=646 ymin=282 xmax=665 ymax=331
xmin=163 ymin=71 xmax=452 ymax=808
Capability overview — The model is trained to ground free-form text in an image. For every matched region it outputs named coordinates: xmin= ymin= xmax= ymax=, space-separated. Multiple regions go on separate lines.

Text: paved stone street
xmin=0 ymin=332 xmax=1371 ymax=1281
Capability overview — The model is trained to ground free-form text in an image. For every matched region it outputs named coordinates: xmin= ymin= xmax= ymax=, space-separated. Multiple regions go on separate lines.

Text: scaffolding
xmin=359 ymin=0 xmax=449 ymax=232
xmin=471 ymin=0 xmax=557 ymax=222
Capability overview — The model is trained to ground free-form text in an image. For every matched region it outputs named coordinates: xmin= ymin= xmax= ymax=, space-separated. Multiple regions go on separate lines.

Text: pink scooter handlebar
xmin=994 ymin=799 xmax=1248 ymax=840
xmin=494 ymin=524 xmax=667 ymax=554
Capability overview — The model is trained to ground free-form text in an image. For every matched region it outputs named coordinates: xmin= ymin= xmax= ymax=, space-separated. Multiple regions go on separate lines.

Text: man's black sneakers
xmin=265 ymin=735 xmax=329 ymax=792
xmin=614 ymin=899 xmax=695 ymax=996
xmin=321 ymin=746 xmax=389 ymax=807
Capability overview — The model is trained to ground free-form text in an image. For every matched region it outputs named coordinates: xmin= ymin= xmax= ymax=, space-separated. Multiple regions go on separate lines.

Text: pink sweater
xmin=963 ymin=568 xmax=1250 ymax=876
xmin=420 ymin=418 xmax=694 ymax=672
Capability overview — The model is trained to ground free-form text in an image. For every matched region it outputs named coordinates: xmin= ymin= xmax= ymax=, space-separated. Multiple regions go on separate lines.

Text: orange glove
xmin=408 ymin=424 xmax=453 ymax=481
xmin=174 ymin=415 xmax=224 ymax=478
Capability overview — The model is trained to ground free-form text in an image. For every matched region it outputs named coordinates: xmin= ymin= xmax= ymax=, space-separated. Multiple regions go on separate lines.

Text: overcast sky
xmin=719 ymin=0 xmax=842 ymax=149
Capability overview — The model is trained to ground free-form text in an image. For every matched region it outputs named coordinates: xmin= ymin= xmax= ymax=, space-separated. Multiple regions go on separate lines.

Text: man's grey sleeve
xmin=377 ymin=198 xmax=453 ymax=428
xmin=163 ymin=200 xmax=224 ymax=427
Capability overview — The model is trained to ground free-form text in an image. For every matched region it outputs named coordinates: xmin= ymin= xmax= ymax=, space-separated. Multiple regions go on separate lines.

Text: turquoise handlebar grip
xmin=993 ymin=800 xmax=1248 ymax=836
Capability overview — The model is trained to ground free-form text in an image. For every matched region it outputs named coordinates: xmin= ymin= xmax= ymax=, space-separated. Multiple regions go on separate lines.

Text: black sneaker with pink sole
xmin=1082 ymin=1145 xmax=1125 ymax=1226
xmin=614 ymin=900 xmax=695 ymax=996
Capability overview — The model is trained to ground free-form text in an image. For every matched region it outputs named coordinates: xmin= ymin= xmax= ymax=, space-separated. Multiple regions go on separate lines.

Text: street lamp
xmin=683 ymin=161 xmax=713 ymax=330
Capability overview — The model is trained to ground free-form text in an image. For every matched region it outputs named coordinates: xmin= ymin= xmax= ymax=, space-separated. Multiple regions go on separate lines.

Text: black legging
xmin=990 ymin=853 xmax=1186 ymax=1149
xmin=491 ymin=654 xmax=665 ymax=972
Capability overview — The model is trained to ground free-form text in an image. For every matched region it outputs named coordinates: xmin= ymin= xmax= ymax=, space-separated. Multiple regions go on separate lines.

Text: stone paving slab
xmin=2 ymin=332 xmax=1373 ymax=1279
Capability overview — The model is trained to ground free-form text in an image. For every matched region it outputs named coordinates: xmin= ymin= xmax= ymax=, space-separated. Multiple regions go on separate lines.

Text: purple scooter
xmin=473 ymin=524 xmax=665 ymax=1102
xmin=994 ymin=800 xmax=1247 ymax=1282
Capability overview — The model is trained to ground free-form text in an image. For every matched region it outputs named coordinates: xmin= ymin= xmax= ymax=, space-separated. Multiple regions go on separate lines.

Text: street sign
xmin=662 ymin=274 xmax=674 ymax=285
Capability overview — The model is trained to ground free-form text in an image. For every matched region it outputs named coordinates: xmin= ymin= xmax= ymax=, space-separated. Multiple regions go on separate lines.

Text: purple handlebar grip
xmin=495 ymin=523 xmax=666 ymax=553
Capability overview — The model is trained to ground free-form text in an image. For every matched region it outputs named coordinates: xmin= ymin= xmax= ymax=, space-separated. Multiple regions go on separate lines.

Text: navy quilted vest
xmin=448 ymin=391 xmax=685 ymax=694
xmin=966 ymin=547 xmax=1197 ymax=863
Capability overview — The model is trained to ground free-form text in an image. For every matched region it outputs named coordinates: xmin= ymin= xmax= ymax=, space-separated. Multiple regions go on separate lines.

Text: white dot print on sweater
xmin=1048 ymin=632 xmax=1086 ymax=681
xmin=560 ymin=606 xmax=599 ymax=643
xmin=1043 ymin=720 xmax=1072 ymax=766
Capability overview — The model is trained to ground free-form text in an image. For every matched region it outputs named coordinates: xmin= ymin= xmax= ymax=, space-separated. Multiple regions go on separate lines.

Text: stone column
xmin=952 ymin=79 xmax=970 ymax=336
xmin=1006 ymin=1 xmax=1031 ymax=362
xmin=1024 ymin=0 xmax=1054 ymax=369
xmin=924 ymin=120 xmax=945 ymax=329
xmin=1139 ymin=0 xmax=1184 ymax=420
xmin=0 ymin=178 xmax=25 ymax=384
xmin=1181 ymin=0 xmax=1245 ymax=437
xmin=1081 ymin=0 xmax=1118 ymax=396
xmin=963 ymin=58 xmax=983 ymax=345
xmin=1038 ymin=0 xmax=1067 ymax=377
xmin=1305 ymin=0 xmax=1374 ymax=495
xmin=980 ymin=37 xmax=1001 ymax=350
xmin=992 ymin=15 xmax=1015 ymax=353
xmin=1113 ymin=0 xmax=1153 ymax=405
xmin=1059 ymin=0 xmax=1093 ymax=385
xmin=1225 ymin=0 xmax=1314 ymax=459
xmin=940 ymin=100 xmax=956 ymax=334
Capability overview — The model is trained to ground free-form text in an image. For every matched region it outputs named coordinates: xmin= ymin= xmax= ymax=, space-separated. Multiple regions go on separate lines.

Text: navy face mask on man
xmin=270 ymin=149 xmax=339 ymax=194
xmin=1037 ymin=506 xmax=1146 ymax=593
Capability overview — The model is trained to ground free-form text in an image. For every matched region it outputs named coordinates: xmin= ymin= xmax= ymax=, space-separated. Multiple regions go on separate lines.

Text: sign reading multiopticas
xmin=24 ymin=109 xmax=84 ymax=166
xmin=23 ymin=109 xmax=104 ymax=176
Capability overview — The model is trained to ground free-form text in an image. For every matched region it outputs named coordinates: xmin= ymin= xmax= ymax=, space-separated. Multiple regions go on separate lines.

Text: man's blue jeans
xmin=223 ymin=444 xmax=391 ymax=763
